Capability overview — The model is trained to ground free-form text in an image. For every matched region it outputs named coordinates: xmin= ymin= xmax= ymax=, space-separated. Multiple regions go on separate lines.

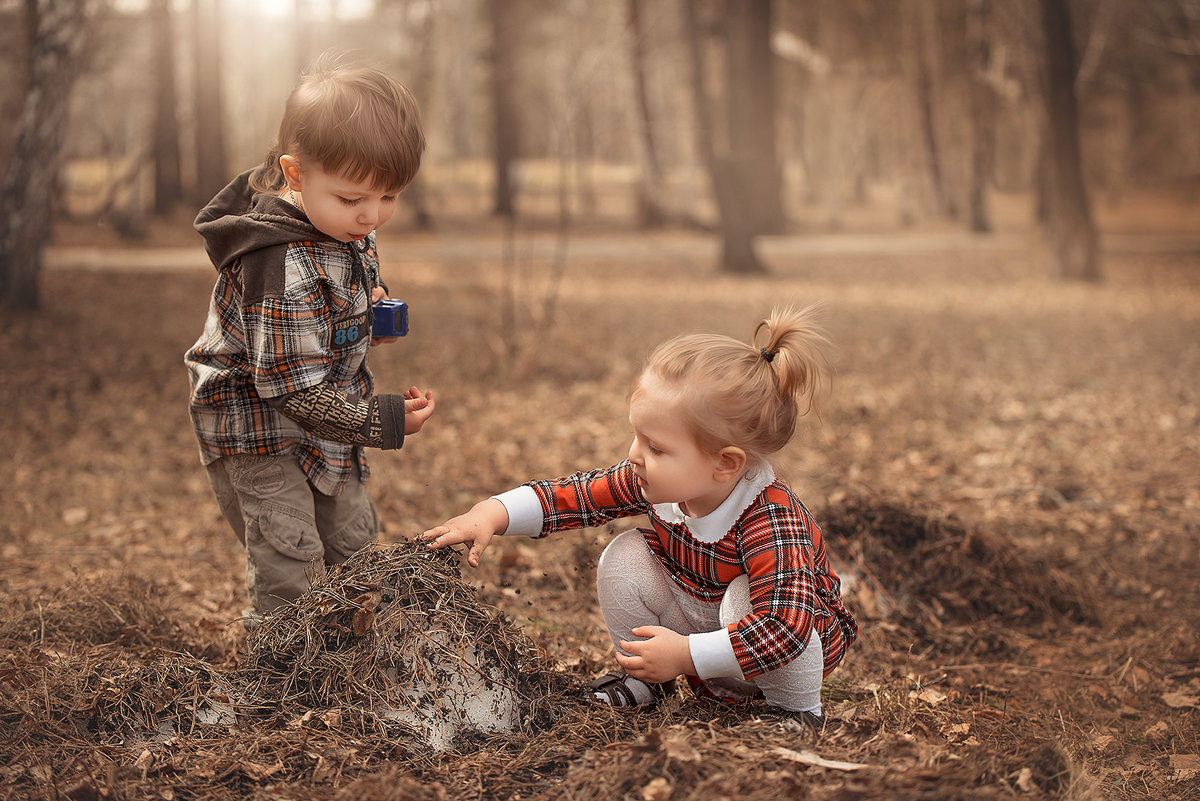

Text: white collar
xmin=653 ymin=462 xmax=775 ymax=543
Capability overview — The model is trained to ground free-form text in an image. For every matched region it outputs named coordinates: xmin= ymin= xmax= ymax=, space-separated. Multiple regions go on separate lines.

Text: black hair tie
xmin=760 ymin=347 xmax=776 ymax=363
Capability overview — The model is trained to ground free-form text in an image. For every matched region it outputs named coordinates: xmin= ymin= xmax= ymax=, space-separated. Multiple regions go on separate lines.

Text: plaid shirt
xmin=185 ymin=173 xmax=383 ymax=496
xmin=523 ymin=461 xmax=858 ymax=679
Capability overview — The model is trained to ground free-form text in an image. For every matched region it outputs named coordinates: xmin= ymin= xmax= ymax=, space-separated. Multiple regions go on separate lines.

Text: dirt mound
xmin=0 ymin=572 xmax=214 ymax=655
xmin=820 ymin=496 xmax=1097 ymax=633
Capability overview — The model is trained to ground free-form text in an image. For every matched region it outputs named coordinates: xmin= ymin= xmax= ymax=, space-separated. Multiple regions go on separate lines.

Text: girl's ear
xmin=279 ymin=155 xmax=302 ymax=189
xmin=713 ymin=446 xmax=748 ymax=483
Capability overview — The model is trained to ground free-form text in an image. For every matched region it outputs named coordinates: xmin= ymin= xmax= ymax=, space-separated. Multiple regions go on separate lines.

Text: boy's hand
xmin=403 ymin=386 xmax=435 ymax=434
xmin=616 ymin=626 xmax=696 ymax=683
xmin=421 ymin=498 xmax=509 ymax=567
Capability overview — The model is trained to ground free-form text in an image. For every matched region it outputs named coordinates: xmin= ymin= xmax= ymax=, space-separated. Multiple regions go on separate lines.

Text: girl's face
xmin=282 ymin=156 xmax=400 ymax=243
xmin=627 ymin=378 xmax=739 ymax=519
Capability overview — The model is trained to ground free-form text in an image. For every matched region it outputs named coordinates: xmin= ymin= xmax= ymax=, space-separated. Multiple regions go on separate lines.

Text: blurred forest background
xmin=2 ymin=3 xmax=1200 ymax=799
xmin=2 ymin=0 xmax=1199 ymax=309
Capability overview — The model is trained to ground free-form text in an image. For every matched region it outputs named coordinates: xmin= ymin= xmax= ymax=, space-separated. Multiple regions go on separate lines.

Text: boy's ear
xmin=279 ymin=155 xmax=301 ymax=189
xmin=713 ymin=446 xmax=747 ymax=482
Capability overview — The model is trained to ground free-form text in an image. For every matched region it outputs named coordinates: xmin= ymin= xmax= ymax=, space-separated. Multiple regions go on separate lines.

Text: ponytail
xmin=635 ymin=305 xmax=831 ymax=462
xmin=753 ymin=304 xmax=830 ymax=418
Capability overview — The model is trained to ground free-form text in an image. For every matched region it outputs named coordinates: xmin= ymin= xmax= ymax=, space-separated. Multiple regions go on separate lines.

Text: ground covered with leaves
xmin=1 ymin=221 xmax=1198 ymax=800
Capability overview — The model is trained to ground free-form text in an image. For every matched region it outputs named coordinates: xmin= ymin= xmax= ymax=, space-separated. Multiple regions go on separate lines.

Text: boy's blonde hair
xmin=251 ymin=56 xmax=425 ymax=194
xmin=633 ymin=306 xmax=830 ymax=463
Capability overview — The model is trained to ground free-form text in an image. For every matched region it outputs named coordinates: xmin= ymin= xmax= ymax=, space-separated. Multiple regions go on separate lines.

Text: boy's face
xmin=282 ymin=156 xmax=401 ymax=243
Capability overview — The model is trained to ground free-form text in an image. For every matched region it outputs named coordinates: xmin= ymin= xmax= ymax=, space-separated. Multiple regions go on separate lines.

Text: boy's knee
xmin=244 ymin=503 xmax=324 ymax=612
xmin=323 ymin=500 xmax=379 ymax=564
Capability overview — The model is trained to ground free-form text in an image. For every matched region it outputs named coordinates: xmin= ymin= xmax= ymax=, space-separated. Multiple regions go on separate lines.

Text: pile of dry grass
xmin=0 ymin=542 xmax=580 ymax=799
xmin=238 ymin=541 xmax=558 ymax=746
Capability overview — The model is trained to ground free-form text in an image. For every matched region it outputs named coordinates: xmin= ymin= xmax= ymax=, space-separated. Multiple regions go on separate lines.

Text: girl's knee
xmin=718 ymin=574 xmax=751 ymax=627
xmin=597 ymin=529 xmax=652 ymax=582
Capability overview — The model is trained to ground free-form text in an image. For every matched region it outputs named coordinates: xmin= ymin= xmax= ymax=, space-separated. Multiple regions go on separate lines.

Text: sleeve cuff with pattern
xmin=688 ymin=627 xmax=745 ymax=681
xmin=492 ymin=486 xmax=544 ymax=537
xmin=266 ymin=383 xmax=405 ymax=449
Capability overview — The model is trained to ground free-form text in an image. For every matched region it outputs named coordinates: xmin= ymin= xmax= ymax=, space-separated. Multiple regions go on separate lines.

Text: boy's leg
xmin=718 ymin=575 xmax=824 ymax=714
xmin=206 ymin=454 xmax=324 ymax=615
xmin=312 ymin=459 xmax=379 ymax=566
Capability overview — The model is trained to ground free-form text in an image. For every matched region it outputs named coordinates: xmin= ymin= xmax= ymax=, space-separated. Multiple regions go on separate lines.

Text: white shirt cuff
xmin=688 ymin=627 xmax=745 ymax=681
xmin=492 ymin=486 xmax=543 ymax=537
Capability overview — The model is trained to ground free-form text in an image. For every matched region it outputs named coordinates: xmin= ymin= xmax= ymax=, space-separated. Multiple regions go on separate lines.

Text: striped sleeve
xmin=726 ymin=494 xmax=825 ymax=678
xmin=526 ymin=461 xmax=649 ymax=536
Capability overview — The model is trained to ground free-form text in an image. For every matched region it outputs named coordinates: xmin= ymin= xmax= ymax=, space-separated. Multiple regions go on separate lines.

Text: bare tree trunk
xmin=489 ymin=0 xmax=519 ymax=218
xmin=151 ymin=0 xmax=182 ymax=216
xmin=1038 ymin=0 xmax=1101 ymax=281
xmin=627 ymin=0 xmax=668 ymax=228
xmin=911 ymin=0 xmax=955 ymax=220
xmin=724 ymin=0 xmax=786 ymax=235
xmin=683 ymin=0 xmax=764 ymax=275
xmin=0 ymin=0 xmax=96 ymax=310
xmin=966 ymin=0 xmax=993 ymax=233
xmin=404 ymin=2 xmax=436 ymax=229
xmin=192 ymin=0 xmax=228 ymax=206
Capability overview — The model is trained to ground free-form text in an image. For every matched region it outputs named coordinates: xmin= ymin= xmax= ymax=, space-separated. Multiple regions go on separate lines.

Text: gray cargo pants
xmin=206 ymin=453 xmax=379 ymax=615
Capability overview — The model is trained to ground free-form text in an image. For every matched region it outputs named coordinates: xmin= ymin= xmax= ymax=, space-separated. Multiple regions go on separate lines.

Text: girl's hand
xmin=421 ymin=498 xmax=510 ymax=567
xmin=616 ymin=626 xmax=697 ymax=683
xmin=403 ymin=386 xmax=435 ymax=434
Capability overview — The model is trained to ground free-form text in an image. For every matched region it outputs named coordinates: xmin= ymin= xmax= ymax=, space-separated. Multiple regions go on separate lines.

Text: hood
xmin=194 ymin=169 xmax=327 ymax=272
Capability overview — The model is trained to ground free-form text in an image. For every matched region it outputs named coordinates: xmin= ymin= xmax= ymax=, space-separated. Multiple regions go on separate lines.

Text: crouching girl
xmin=422 ymin=307 xmax=857 ymax=722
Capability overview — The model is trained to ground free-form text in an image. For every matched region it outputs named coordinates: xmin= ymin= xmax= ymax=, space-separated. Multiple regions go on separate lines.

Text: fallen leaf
xmin=351 ymin=607 xmax=376 ymax=636
xmin=62 ymin=508 xmax=88 ymax=526
xmin=641 ymin=777 xmax=672 ymax=801
xmin=661 ymin=731 xmax=702 ymax=763
xmin=1162 ymin=692 xmax=1198 ymax=709
xmin=914 ymin=687 xmax=947 ymax=705
xmin=240 ymin=762 xmax=283 ymax=780
xmin=1171 ymin=753 xmax=1200 ymax=781
xmin=773 ymin=747 xmax=869 ymax=772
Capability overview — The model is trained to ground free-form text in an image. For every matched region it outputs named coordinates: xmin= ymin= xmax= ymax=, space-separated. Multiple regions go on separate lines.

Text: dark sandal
xmin=585 ymin=672 xmax=666 ymax=708
xmin=774 ymin=709 xmax=825 ymax=730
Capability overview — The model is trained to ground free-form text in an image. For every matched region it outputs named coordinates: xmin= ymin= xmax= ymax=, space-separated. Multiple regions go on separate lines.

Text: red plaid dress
xmin=521 ymin=460 xmax=858 ymax=679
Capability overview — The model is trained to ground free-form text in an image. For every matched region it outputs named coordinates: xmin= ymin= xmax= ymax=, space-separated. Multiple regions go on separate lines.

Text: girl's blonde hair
xmin=250 ymin=55 xmax=425 ymax=194
xmin=633 ymin=306 xmax=830 ymax=463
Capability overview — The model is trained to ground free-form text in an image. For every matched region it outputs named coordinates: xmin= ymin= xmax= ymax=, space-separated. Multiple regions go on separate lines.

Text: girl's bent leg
xmin=719 ymin=574 xmax=824 ymax=714
xmin=595 ymin=529 xmax=691 ymax=652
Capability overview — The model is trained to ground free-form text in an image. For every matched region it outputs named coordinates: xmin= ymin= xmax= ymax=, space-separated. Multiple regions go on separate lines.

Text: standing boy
xmin=185 ymin=60 xmax=435 ymax=619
